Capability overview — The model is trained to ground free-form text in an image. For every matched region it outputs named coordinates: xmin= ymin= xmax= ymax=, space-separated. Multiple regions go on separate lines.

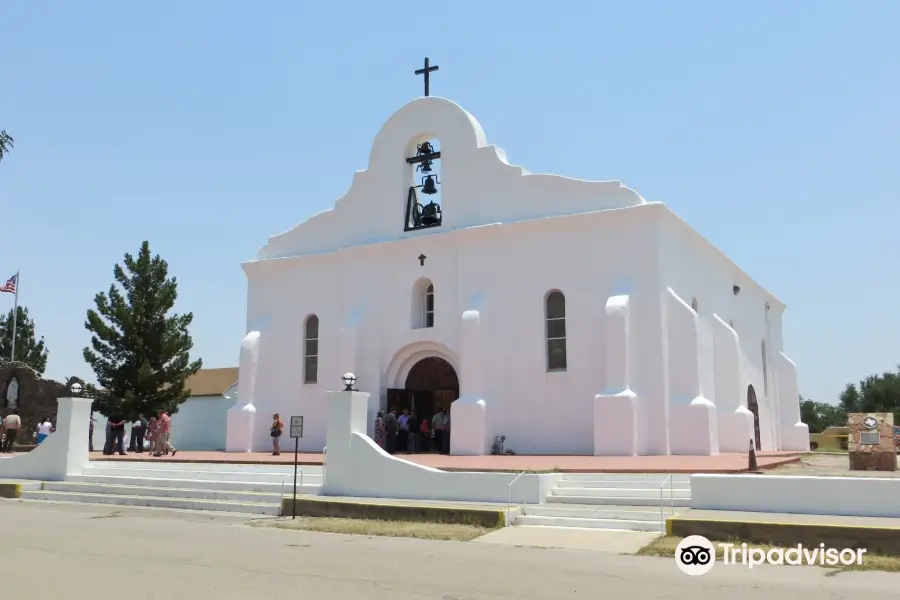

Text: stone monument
xmin=848 ymin=412 xmax=896 ymax=471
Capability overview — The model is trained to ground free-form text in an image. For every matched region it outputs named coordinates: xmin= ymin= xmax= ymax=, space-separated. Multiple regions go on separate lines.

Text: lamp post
xmin=341 ymin=373 xmax=357 ymax=392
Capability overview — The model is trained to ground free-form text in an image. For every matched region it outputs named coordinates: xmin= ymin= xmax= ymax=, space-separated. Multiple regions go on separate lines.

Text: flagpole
xmin=10 ymin=270 xmax=18 ymax=362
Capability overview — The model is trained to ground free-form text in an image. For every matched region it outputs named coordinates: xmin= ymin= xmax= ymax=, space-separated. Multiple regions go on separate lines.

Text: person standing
xmin=2 ymin=410 xmax=21 ymax=453
xmin=432 ymin=408 xmax=445 ymax=454
xmin=373 ymin=411 xmax=386 ymax=449
xmin=406 ymin=411 xmax=420 ymax=453
xmin=107 ymin=412 xmax=127 ymax=455
xmin=384 ymin=409 xmax=398 ymax=455
xmin=397 ymin=408 xmax=409 ymax=453
xmin=131 ymin=414 xmax=148 ymax=453
xmin=89 ymin=413 xmax=95 ymax=452
xmin=35 ymin=417 xmax=53 ymax=444
xmin=155 ymin=410 xmax=177 ymax=457
xmin=270 ymin=413 xmax=284 ymax=456
xmin=147 ymin=417 xmax=159 ymax=456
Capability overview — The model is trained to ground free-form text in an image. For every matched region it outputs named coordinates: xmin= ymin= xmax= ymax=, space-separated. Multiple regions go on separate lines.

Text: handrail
xmin=281 ymin=469 xmax=305 ymax=498
xmin=659 ymin=474 xmax=672 ymax=532
xmin=506 ymin=470 xmax=527 ymax=525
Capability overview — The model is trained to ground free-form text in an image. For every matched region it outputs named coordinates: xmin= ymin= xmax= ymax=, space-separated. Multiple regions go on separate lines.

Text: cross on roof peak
xmin=414 ymin=57 xmax=439 ymax=97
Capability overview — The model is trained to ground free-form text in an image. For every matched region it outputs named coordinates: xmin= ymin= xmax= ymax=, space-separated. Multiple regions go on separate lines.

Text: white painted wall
xmin=169 ymin=395 xmax=229 ymax=451
xmin=0 ymin=397 xmax=91 ymax=480
xmin=692 ymin=474 xmax=900 ymax=518
xmin=229 ymin=96 xmax=804 ymax=455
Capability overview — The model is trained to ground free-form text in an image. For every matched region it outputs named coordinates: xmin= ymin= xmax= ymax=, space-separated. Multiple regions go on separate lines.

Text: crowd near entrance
xmin=382 ymin=356 xmax=458 ymax=454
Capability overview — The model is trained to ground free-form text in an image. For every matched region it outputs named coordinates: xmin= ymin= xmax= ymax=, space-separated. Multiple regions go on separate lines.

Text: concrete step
xmin=514 ymin=515 xmax=664 ymax=532
xmin=65 ymin=474 xmax=322 ymax=495
xmin=546 ymin=495 xmax=691 ymax=507
xmin=40 ymin=481 xmax=305 ymax=503
xmin=80 ymin=466 xmax=321 ymax=484
xmin=86 ymin=461 xmax=322 ymax=475
xmin=20 ymin=490 xmax=281 ymax=516
xmin=555 ymin=479 xmax=690 ymax=490
xmin=523 ymin=503 xmax=662 ymax=520
xmin=551 ymin=487 xmax=691 ymax=499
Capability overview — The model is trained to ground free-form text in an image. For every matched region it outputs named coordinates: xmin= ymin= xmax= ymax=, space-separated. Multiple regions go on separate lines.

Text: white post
xmin=9 ymin=270 xmax=19 ymax=362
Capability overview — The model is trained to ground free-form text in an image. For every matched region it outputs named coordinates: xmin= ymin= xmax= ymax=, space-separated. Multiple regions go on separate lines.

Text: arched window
xmin=545 ymin=291 xmax=567 ymax=371
xmin=304 ymin=315 xmax=318 ymax=384
xmin=424 ymin=284 xmax=434 ymax=328
xmin=691 ymin=297 xmax=698 ymax=312
xmin=411 ymin=278 xmax=434 ymax=329
xmin=761 ymin=339 xmax=768 ymax=396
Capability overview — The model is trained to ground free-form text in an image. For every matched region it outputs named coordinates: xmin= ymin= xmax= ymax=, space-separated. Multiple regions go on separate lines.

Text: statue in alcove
xmin=6 ymin=377 xmax=18 ymax=409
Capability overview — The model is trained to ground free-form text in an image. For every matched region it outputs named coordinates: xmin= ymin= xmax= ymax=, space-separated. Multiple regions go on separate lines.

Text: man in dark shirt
xmin=406 ymin=411 xmax=420 ymax=453
xmin=384 ymin=409 xmax=398 ymax=455
xmin=107 ymin=413 xmax=127 ymax=456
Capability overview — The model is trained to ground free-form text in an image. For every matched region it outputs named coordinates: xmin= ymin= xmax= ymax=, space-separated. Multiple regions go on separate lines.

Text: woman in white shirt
xmin=36 ymin=417 xmax=53 ymax=444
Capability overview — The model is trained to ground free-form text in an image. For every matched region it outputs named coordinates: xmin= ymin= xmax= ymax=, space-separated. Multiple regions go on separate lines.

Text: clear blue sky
xmin=1 ymin=1 xmax=897 ymax=405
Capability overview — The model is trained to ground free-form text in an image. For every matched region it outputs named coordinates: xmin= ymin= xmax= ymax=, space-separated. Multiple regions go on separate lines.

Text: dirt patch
xmin=253 ymin=517 xmax=490 ymax=541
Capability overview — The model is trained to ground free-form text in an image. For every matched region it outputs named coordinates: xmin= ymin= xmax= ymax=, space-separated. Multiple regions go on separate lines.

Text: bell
xmin=417 ymin=160 xmax=433 ymax=173
xmin=420 ymin=202 xmax=441 ymax=225
xmin=421 ymin=175 xmax=438 ymax=195
xmin=418 ymin=141 xmax=434 ymax=156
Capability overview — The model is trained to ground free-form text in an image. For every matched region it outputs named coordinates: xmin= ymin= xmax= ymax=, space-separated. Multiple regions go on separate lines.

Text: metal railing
xmin=281 ymin=470 xmax=305 ymax=498
xmin=658 ymin=474 xmax=674 ymax=532
xmin=506 ymin=470 xmax=527 ymax=525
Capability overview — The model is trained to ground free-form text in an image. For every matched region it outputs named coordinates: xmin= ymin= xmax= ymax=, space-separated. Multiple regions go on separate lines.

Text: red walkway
xmin=90 ymin=450 xmax=801 ymax=473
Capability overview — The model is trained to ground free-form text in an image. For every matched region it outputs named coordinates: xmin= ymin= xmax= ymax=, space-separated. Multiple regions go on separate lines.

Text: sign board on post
xmin=290 ymin=416 xmax=304 ymax=438
xmin=290 ymin=415 xmax=304 ymax=518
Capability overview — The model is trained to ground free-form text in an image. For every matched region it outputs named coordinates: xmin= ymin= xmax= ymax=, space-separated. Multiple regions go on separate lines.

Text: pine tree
xmin=0 ymin=129 xmax=13 ymax=163
xmin=83 ymin=241 xmax=202 ymax=418
xmin=0 ymin=306 xmax=49 ymax=375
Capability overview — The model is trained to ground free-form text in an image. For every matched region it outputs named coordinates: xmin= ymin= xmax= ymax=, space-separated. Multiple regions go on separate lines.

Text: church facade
xmin=225 ymin=96 xmax=809 ymax=456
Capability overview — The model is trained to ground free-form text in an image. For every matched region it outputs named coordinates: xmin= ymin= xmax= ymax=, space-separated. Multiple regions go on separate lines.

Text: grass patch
xmin=255 ymin=517 xmax=490 ymax=541
xmin=636 ymin=535 xmax=900 ymax=573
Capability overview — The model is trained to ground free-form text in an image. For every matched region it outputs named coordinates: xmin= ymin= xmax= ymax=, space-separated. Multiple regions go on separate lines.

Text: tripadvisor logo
xmin=675 ymin=535 xmax=867 ymax=575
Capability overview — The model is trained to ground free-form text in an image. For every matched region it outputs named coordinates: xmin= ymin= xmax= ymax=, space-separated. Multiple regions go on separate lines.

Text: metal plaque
xmin=860 ymin=431 xmax=880 ymax=445
xmin=290 ymin=416 xmax=304 ymax=439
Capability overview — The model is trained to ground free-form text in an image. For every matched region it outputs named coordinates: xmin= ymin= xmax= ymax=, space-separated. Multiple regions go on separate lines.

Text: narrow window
xmin=545 ymin=291 xmax=567 ymax=371
xmin=761 ymin=339 xmax=768 ymax=396
xmin=424 ymin=283 xmax=434 ymax=328
xmin=304 ymin=315 xmax=319 ymax=384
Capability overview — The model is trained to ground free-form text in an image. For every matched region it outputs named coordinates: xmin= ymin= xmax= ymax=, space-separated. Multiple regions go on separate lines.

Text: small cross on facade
xmin=414 ymin=57 xmax=439 ymax=97
xmin=418 ymin=254 xmax=427 ymax=266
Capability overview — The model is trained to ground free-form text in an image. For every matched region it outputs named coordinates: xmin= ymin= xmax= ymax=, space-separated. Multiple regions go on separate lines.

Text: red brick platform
xmin=90 ymin=450 xmax=802 ymax=473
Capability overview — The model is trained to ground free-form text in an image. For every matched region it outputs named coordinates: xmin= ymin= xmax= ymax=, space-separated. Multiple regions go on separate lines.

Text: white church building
xmin=224 ymin=93 xmax=809 ymax=457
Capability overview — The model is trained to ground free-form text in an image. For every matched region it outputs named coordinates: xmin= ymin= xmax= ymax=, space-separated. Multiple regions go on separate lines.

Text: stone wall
xmin=0 ymin=360 xmax=72 ymax=442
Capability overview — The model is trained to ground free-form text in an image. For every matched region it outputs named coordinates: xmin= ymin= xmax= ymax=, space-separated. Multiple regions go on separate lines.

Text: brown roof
xmin=185 ymin=367 xmax=238 ymax=397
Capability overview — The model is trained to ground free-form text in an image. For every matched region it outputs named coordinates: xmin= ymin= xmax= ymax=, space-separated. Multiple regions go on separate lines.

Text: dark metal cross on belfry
xmin=415 ymin=57 xmax=439 ymax=97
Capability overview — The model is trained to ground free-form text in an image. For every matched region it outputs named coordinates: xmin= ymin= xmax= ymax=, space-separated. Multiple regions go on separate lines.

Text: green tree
xmin=83 ymin=241 xmax=202 ymax=418
xmin=799 ymin=395 xmax=845 ymax=433
xmin=0 ymin=306 xmax=49 ymax=375
xmin=0 ymin=129 xmax=13 ymax=163
xmin=839 ymin=367 xmax=900 ymax=424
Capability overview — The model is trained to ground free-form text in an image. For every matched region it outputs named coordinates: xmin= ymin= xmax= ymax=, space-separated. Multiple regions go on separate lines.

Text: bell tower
xmin=404 ymin=139 xmax=443 ymax=231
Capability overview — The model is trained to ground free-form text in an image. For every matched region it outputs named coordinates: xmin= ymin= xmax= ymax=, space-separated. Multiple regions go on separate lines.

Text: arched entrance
xmin=386 ymin=356 xmax=459 ymax=453
xmin=747 ymin=385 xmax=762 ymax=451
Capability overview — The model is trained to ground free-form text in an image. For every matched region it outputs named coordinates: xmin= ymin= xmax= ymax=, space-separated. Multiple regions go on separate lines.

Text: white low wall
xmin=0 ymin=397 xmax=92 ymax=481
xmin=323 ymin=390 xmax=555 ymax=504
xmin=692 ymin=474 xmax=900 ymax=518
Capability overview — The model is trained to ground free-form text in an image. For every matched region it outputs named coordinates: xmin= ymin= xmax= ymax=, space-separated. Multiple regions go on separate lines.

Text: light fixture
xmin=69 ymin=382 xmax=83 ymax=395
xmin=733 ymin=285 xmax=741 ymax=295
xmin=341 ymin=372 xmax=357 ymax=392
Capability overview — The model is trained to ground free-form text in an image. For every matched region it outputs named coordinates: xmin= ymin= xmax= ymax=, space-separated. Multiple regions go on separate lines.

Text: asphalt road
xmin=1 ymin=500 xmax=898 ymax=599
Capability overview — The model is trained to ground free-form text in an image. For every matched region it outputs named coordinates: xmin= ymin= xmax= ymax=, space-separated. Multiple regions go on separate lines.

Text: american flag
xmin=0 ymin=274 xmax=17 ymax=294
